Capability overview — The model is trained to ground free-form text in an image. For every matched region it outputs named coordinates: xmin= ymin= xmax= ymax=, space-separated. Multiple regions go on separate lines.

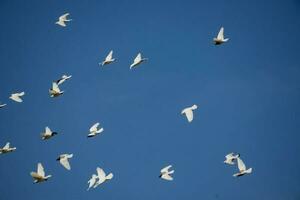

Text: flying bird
xmin=0 ymin=142 xmax=16 ymax=154
xmin=159 ymin=165 xmax=174 ymax=181
xmin=181 ymin=104 xmax=198 ymax=122
xmin=130 ymin=53 xmax=148 ymax=69
xmin=41 ymin=127 xmax=58 ymax=140
xmin=56 ymin=13 xmax=72 ymax=27
xmin=100 ymin=50 xmax=116 ymax=66
xmin=224 ymin=153 xmax=240 ymax=165
xmin=233 ymin=157 xmax=252 ymax=177
xmin=57 ymin=154 xmax=73 ymax=170
xmin=87 ymin=174 xmax=98 ymax=191
xmin=88 ymin=123 xmax=104 ymax=138
xmin=30 ymin=163 xmax=52 ymax=183
xmin=49 ymin=82 xmax=64 ymax=97
xmin=213 ymin=27 xmax=229 ymax=45
xmin=56 ymin=75 xmax=72 ymax=85
xmin=9 ymin=92 xmax=25 ymax=103
xmin=0 ymin=103 xmax=7 ymax=108
xmin=93 ymin=167 xmax=113 ymax=188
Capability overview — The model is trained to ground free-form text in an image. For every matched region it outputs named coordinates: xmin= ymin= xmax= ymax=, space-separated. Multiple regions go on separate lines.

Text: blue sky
xmin=0 ymin=0 xmax=300 ymax=199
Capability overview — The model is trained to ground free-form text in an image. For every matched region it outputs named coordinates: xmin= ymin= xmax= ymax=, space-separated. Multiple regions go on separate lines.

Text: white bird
xmin=0 ymin=103 xmax=7 ymax=108
xmin=100 ymin=50 xmax=116 ymax=66
xmin=9 ymin=92 xmax=25 ymax=103
xmin=30 ymin=163 xmax=52 ymax=183
xmin=88 ymin=123 xmax=104 ymax=138
xmin=130 ymin=53 xmax=148 ymax=69
xmin=87 ymin=174 xmax=98 ymax=190
xmin=233 ymin=157 xmax=252 ymax=177
xmin=56 ymin=154 xmax=73 ymax=170
xmin=181 ymin=104 xmax=198 ymax=122
xmin=0 ymin=142 xmax=16 ymax=154
xmin=93 ymin=167 xmax=113 ymax=188
xmin=41 ymin=126 xmax=58 ymax=140
xmin=224 ymin=153 xmax=240 ymax=165
xmin=55 ymin=13 xmax=72 ymax=27
xmin=214 ymin=27 xmax=229 ymax=45
xmin=49 ymin=82 xmax=64 ymax=97
xmin=159 ymin=165 xmax=174 ymax=181
xmin=56 ymin=75 xmax=72 ymax=85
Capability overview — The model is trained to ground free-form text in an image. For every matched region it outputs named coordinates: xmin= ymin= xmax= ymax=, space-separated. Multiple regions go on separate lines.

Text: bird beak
xmin=56 ymin=157 xmax=60 ymax=161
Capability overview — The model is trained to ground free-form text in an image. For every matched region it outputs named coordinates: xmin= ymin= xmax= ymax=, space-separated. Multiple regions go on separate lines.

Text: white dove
xmin=30 ymin=163 xmax=52 ymax=183
xmin=87 ymin=174 xmax=98 ymax=191
xmin=49 ymin=82 xmax=64 ymax=97
xmin=93 ymin=167 xmax=113 ymax=188
xmin=41 ymin=127 xmax=58 ymax=140
xmin=0 ymin=103 xmax=7 ymax=108
xmin=224 ymin=153 xmax=240 ymax=165
xmin=56 ymin=75 xmax=72 ymax=85
xmin=56 ymin=13 xmax=72 ymax=27
xmin=88 ymin=123 xmax=104 ymax=138
xmin=9 ymin=92 xmax=25 ymax=103
xmin=181 ymin=104 xmax=198 ymax=122
xmin=160 ymin=165 xmax=174 ymax=181
xmin=100 ymin=50 xmax=116 ymax=66
xmin=130 ymin=53 xmax=148 ymax=69
xmin=57 ymin=154 xmax=73 ymax=170
xmin=214 ymin=27 xmax=229 ymax=45
xmin=0 ymin=142 xmax=16 ymax=154
xmin=233 ymin=157 xmax=252 ymax=177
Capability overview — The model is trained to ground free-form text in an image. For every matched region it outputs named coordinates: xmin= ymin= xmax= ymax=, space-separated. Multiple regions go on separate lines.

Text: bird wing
xmin=60 ymin=157 xmax=71 ymax=170
xmin=59 ymin=13 xmax=69 ymax=21
xmin=3 ymin=142 xmax=10 ymax=149
xmin=134 ymin=53 xmax=142 ymax=63
xmin=183 ymin=109 xmax=193 ymax=122
xmin=37 ymin=163 xmax=45 ymax=177
xmin=17 ymin=92 xmax=25 ymax=96
xmin=90 ymin=123 xmax=99 ymax=132
xmin=96 ymin=167 xmax=106 ymax=179
xmin=11 ymin=94 xmax=23 ymax=102
xmin=217 ymin=27 xmax=224 ymax=40
xmin=237 ymin=157 xmax=246 ymax=172
xmin=45 ymin=127 xmax=52 ymax=136
xmin=161 ymin=165 xmax=172 ymax=173
xmin=88 ymin=175 xmax=97 ymax=189
xmin=106 ymin=50 xmax=113 ymax=60
xmin=161 ymin=174 xmax=173 ymax=181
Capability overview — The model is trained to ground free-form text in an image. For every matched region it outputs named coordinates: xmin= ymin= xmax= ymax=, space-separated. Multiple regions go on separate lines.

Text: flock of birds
xmin=0 ymin=12 xmax=253 ymax=190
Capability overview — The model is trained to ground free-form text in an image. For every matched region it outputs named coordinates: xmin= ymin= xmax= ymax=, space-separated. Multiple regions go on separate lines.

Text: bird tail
xmin=106 ymin=173 xmax=113 ymax=180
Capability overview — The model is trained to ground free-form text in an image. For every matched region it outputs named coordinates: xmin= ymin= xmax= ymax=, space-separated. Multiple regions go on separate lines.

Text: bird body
xmin=0 ymin=142 xmax=16 ymax=154
xmin=9 ymin=92 xmax=25 ymax=103
xmin=30 ymin=163 xmax=52 ymax=183
xmin=57 ymin=154 xmax=73 ymax=170
xmin=233 ymin=157 xmax=252 ymax=177
xmin=181 ymin=104 xmax=198 ymax=122
xmin=214 ymin=27 xmax=229 ymax=45
xmin=101 ymin=50 xmax=116 ymax=66
xmin=41 ymin=127 xmax=58 ymax=140
xmin=49 ymin=82 xmax=64 ymax=97
xmin=160 ymin=165 xmax=174 ymax=181
xmin=130 ymin=53 xmax=148 ymax=69
xmin=88 ymin=123 xmax=104 ymax=137
xmin=56 ymin=13 xmax=72 ymax=27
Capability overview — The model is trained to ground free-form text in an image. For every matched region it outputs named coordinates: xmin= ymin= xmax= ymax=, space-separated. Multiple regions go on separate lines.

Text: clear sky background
xmin=0 ymin=0 xmax=300 ymax=199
